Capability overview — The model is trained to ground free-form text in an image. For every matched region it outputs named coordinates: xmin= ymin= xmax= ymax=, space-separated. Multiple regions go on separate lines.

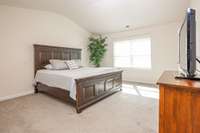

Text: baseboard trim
xmin=0 ymin=90 xmax=34 ymax=102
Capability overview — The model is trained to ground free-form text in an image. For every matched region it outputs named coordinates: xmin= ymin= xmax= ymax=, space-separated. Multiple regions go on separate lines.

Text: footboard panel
xmin=75 ymin=71 xmax=123 ymax=113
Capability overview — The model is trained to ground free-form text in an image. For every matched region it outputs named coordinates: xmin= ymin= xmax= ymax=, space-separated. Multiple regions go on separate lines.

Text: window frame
xmin=113 ymin=35 xmax=152 ymax=69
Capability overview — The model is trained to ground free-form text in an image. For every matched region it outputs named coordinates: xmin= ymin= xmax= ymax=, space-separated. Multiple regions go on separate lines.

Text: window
xmin=113 ymin=37 xmax=151 ymax=69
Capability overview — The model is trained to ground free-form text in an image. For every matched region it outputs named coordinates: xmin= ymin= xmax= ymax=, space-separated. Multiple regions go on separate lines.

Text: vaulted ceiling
xmin=0 ymin=0 xmax=189 ymax=33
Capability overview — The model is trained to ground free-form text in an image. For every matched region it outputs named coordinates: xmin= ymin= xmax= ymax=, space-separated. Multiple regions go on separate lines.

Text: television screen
xmin=179 ymin=8 xmax=196 ymax=77
xmin=179 ymin=16 xmax=187 ymax=73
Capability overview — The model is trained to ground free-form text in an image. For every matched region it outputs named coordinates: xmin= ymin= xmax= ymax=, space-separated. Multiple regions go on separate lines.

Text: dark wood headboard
xmin=34 ymin=44 xmax=81 ymax=74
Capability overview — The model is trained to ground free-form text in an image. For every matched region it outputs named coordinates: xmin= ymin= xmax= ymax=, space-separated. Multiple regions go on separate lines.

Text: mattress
xmin=34 ymin=67 xmax=122 ymax=100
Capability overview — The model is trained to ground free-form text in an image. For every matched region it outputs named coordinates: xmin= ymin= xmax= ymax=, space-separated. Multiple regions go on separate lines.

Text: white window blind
xmin=114 ymin=37 xmax=151 ymax=69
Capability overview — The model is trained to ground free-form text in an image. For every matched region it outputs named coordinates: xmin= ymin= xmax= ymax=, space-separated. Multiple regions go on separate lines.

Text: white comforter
xmin=34 ymin=67 xmax=122 ymax=100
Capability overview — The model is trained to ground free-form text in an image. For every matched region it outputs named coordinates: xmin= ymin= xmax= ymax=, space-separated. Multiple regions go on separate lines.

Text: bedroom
xmin=0 ymin=0 xmax=200 ymax=133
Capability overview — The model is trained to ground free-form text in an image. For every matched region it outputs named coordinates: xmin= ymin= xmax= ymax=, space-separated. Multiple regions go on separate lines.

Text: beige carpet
xmin=0 ymin=84 xmax=158 ymax=133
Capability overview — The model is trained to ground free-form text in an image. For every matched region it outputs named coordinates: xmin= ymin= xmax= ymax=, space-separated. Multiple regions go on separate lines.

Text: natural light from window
xmin=122 ymin=83 xmax=159 ymax=99
xmin=114 ymin=37 xmax=151 ymax=69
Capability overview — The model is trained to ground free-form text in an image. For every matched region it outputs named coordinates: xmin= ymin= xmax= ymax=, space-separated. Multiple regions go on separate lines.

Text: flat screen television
xmin=178 ymin=8 xmax=196 ymax=78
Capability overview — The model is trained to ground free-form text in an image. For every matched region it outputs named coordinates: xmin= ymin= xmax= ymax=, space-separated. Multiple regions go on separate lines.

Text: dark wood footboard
xmin=35 ymin=71 xmax=122 ymax=113
xmin=75 ymin=71 xmax=122 ymax=113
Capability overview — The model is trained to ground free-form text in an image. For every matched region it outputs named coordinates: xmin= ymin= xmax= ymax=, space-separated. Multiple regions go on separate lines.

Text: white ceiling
xmin=0 ymin=0 xmax=189 ymax=33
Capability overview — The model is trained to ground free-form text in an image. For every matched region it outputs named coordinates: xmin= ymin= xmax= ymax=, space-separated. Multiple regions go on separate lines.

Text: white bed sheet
xmin=34 ymin=67 xmax=122 ymax=100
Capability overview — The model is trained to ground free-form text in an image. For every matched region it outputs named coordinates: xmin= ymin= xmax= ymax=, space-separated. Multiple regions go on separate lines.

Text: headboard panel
xmin=34 ymin=44 xmax=81 ymax=74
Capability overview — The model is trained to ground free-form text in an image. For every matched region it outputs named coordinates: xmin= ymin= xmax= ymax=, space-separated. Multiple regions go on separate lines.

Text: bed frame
xmin=34 ymin=44 xmax=122 ymax=113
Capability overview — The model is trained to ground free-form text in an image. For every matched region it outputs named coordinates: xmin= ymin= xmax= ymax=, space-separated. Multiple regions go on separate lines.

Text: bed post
xmin=76 ymin=107 xmax=82 ymax=113
xmin=120 ymin=73 xmax=123 ymax=91
xmin=34 ymin=83 xmax=39 ymax=93
xmin=75 ymin=81 xmax=82 ymax=113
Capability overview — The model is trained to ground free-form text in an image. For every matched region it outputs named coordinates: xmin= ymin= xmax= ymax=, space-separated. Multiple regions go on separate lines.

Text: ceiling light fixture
xmin=125 ymin=25 xmax=130 ymax=29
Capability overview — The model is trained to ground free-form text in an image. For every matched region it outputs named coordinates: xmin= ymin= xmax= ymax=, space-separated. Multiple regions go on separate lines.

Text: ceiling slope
xmin=0 ymin=0 xmax=189 ymax=33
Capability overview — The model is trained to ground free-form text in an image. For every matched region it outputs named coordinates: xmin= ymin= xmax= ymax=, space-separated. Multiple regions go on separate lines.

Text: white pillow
xmin=74 ymin=59 xmax=81 ymax=67
xmin=44 ymin=64 xmax=54 ymax=70
xmin=49 ymin=59 xmax=68 ymax=70
xmin=66 ymin=60 xmax=79 ymax=70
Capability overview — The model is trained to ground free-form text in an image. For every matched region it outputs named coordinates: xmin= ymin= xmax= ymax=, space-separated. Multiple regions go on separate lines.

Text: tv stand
xmin=157 ymin=71 xmax=200 ymax=133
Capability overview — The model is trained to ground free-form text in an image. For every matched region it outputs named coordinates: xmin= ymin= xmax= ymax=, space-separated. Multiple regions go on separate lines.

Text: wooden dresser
xmin=157 ymin=71 xmax=200 ymax=133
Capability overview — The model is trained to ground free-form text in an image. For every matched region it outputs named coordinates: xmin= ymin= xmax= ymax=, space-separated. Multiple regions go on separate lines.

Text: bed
xmin=34 ymin=44 xmax=123 ymax=113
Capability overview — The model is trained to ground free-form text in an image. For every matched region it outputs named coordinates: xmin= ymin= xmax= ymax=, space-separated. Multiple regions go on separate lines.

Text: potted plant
xmin=88 ymin=35 xmax=107 ymax=67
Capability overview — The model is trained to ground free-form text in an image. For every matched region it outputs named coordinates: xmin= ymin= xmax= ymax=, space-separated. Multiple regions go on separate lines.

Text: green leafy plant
xmin=88 ymin=35 xmax=107 ymax=67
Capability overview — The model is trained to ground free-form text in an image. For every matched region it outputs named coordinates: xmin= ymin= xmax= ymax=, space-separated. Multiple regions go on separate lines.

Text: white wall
xmin=190 ymin=0 xmax=200 ymax=70
xmin=0 ymin=5 xmax=90 ymax=100
xmin=102 ymin=22 xmax=180 ymax=84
